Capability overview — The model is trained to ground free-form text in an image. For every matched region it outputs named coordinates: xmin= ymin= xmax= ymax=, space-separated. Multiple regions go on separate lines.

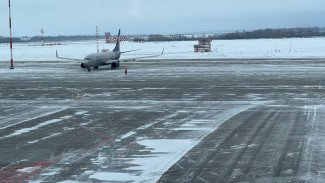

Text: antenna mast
xmin=40 ymin=28 xmax=44 ymax=45
xmin=8 ymin=0 xmax=14 ymax=69
xmin=96 ymin=26 xmax=99 ymax=53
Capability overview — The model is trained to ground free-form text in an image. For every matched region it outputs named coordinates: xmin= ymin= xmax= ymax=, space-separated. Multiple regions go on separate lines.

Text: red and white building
xmin=105 ymin=32 xmax=130 ymax=43
xmin=194 ymin=39 xmax=212 ymax=52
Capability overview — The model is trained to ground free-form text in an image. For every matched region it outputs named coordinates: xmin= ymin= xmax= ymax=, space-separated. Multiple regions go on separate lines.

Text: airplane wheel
xmin=88 ymin=68 xmax=91 ymax=72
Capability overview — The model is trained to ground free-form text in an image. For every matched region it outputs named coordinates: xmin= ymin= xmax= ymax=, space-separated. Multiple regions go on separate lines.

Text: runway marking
xmin=0 ymin=158 xmax=63 ymax=183
xmin=118 ymin=142 xmax=139 ymax=158
xmin=118 ymin=142 xmax=140 ymax=167
xmin=63 ymin=118 xmax=113 ymax=156
xmin=72 ymin=90 xmax=80 ymax=100
xmin=82 ymin=139 xmax=112 ymax=155
xmin=64 ymin=119 xmax=112 ymax=140
xmin=60 ymin=89 xmax=80 ymax=104
xmin=0 ymin=119 xmax=113 ymax=183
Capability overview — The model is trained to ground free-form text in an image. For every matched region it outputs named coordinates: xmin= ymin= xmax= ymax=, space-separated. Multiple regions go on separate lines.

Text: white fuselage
xmin=82 ymin=51 xmax=121 ymax=68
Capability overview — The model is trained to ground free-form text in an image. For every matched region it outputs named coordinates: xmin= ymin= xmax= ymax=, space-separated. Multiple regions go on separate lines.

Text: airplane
xmin=56 ymin=29 xmax=164 ymax=72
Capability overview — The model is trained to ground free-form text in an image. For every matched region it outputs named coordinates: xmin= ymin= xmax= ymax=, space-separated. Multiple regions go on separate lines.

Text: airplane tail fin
xmin=113 ymin=29 xmax=121 ymax=52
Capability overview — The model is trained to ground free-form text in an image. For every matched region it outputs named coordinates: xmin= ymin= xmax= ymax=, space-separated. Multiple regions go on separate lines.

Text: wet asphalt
xmin=1 ymin=58 xmax=325 ymax=182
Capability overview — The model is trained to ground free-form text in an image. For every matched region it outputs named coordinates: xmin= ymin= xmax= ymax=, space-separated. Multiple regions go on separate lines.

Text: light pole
xmin=9 ymin=0 xmax=14 ymax=69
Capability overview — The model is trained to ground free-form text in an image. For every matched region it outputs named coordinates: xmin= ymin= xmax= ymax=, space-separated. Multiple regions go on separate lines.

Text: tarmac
xmin=1 ymin=58 xmax=325 ymax=182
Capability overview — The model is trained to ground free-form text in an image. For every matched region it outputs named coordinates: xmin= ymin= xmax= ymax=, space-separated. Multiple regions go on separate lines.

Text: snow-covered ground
xmin=0 ymin=37 xmax=325 ymax=61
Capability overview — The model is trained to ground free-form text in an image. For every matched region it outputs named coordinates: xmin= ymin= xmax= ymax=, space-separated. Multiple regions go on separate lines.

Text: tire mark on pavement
xmin=274 ymin=109 xmax=305 ymax=177
xmin=217 ymin=108 xmax=277 ymax=182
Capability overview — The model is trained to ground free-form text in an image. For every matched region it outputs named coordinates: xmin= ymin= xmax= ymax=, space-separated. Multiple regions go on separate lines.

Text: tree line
xmin=1 ymin=27 xmax=324 ymax=43
xmin=147 ymin=27 xmax=325 ymax=41
xmin=147 ymin=34 xmax=196 ymax=42
xmin=0 ymin=35 xmax=105 ymax=43
xmin=215 ymin=27 xmax=325 ymax=40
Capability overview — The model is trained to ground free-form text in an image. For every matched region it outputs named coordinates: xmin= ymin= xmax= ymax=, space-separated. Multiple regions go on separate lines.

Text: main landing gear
xmin=88 ymin=66 xmax=99 ymax=72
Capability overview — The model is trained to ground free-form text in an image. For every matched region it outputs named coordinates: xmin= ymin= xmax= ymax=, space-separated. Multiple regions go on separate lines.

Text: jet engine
xmin=81 ymin=63 xmax=86 ymax=68
xmin=111 ymin=62 xmax=117 ymax=69
xmin=110 ymin=61 xmax=120 ymax=69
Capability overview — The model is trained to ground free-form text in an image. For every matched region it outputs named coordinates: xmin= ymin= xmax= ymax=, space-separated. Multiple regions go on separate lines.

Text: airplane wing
xmin=121 ymin=48 xmax=164 ymax=62
xmin=56 ymin=50 xmax=84 ymax=62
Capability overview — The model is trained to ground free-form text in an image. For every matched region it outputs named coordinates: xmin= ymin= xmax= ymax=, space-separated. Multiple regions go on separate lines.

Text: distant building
xmin=105 ymin=32 xmax=130 ymax=43
xmin=194 ymin=38 xmax=211 ymax=52
xmin=102 ymin=49 xmax=109 ymax=52
xmin=133 ymin=37 xmax=145 ymax=43
xmin=21 ymin=37 xmax=31 ymax=42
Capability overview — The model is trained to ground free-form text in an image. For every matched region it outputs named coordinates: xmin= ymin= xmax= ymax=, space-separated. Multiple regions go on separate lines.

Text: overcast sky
xmin=1 ymin=0 xmax=325 ymax=37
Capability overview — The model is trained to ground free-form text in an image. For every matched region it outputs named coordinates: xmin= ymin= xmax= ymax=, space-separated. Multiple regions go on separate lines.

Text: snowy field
xmin=0 ymin=37 xmax=325 ymax=62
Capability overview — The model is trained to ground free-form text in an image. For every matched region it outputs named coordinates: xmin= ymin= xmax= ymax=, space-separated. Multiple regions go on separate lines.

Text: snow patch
xmin=91 ymin=153 xmax=107 ymax=165
xmin=57 ymin=180 xmax=78 ymax=183
xmin=61 ymin=115 xmax=73 ymax=119
xmin=41 ymin=168 xmax=61 ymax=176
xmin=287 ymin=152 xmax=295 ymax=158
xmin=180 ymin=123 xmax=195 ymax=127
xmin=17 ymin=166 xmax=40 ymax=173
xmin=74 ymin=110 xmax=88 ymax=115
xmin=27 ymin=133 xmax=61 ymax=144
xmin=188 ymin=119 xmax=213 ymax=123
xmin=3 ymin=119 xmax=62 ymax=138
xmin=247 ymin=144 xmax=258 ymax=148
xmin=126 ymin=139 xmax=199 ymax=182
xmin=231 ymin=144 xmax=247 ymax=150
xmin=120 ymin=131 xmax=136 ymax=140
xmin=283 ymin=169 xmax=293 ymax=175
xmin=231 ymin=144 xmax=257 ymax=150
xmin=0 ymin=108 xmax=67 ymax=130
xmin=89 ymin=172 xmax=138 ymax=181
xmin=172 ymin=127 xmax=211 ymax=131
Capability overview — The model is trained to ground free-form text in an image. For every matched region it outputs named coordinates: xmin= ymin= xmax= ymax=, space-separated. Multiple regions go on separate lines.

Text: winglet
xmin=56 ymin=49 xmax=58 ymax=58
